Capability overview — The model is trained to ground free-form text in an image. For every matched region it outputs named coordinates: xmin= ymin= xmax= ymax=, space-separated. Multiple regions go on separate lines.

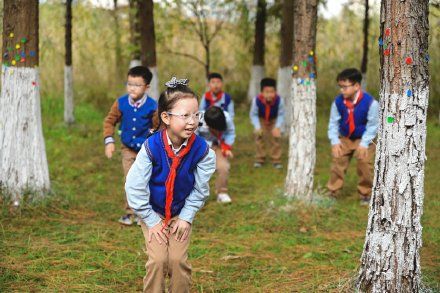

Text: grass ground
xmin=0 ymin=97 xmax=439 ymax=292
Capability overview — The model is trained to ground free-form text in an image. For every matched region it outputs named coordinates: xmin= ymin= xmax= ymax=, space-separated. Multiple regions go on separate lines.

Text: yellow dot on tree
xmin=9 ymin=32 xmax=14 ymax=38
xmin=309 ymin=50 xmax=314 ymax=56
xmin=293 ymin=65 xmax=298 ymax=71
xmin=11 ymin=60 xmax=16 ymax=65
xmin=15 ymin=44 xmax=20 ymax=49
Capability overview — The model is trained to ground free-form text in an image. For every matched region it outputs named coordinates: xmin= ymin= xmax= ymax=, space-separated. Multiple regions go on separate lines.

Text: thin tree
xmin=128 ymin=0 xmax=141 ymax=68
xmin=277 ymin=0 xmax=294 ymax=126
xmin=64 ymin=0 xmax=74 ymax=125
xmin=112 ymin=0 xmax=124 ymax=80
xmin=247 ymin=0 xmax=266 ymax=101
xmin=357 ymin=0 xmax=430 ymax=291
xmin=360 ymin=0 xmax=369 ymax=89
xmin=138 ymin=0 xmax=159 ymax=99
xmin=0 ymin=0 xmax=50 ymax=204
xmin=285 ymin=0 xmax=318 ymax=200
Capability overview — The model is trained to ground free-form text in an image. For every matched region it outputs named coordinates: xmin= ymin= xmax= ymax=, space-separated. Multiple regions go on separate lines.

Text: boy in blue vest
xmin=103 ymin=66 xmax=158 ymax=225
xmin=197 ymin=106 xmax=235 ymax=203
xmin=250 ymin=78 xmax=285 ymax=169
xmin=327 ymin=68 xmax=379 ymax=205
xmin=199 ymin=72 xmax=235 ymax=118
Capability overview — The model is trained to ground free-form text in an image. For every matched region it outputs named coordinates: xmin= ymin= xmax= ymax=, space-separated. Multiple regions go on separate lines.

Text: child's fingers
xmin=171 ymin=223 xmax=178 ymax=235
xmin=176 ymin=227 xmax=184 ymax=241
xmin=181 ymin=229 xmax=189 ymax=242
xmin=148 ymin=232 xmax=153 ymax=243
xmin=155 ymin=232 xmax=165 ymax=245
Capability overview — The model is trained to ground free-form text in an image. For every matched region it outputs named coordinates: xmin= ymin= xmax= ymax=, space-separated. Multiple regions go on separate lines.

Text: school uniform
xmin=199 ymin=91 xmax=235 ymax=118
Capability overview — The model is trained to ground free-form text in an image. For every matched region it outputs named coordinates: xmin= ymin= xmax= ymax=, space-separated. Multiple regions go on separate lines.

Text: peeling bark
xmin=357 ymin=0 xmax=430 ymax=291
xmin=284 ymin=0 xmax=318 ymax=200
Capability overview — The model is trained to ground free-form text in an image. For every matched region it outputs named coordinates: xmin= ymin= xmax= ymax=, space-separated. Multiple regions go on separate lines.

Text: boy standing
xmin=327 ymin=68 xmax=379 ymax=205
xmin=103 ymin=66 xmax=158 ymax=225
xmin=250 ymin=78 xmax=285 ymax=169
xmin=200 ymin=72 xmax=235 ymax=118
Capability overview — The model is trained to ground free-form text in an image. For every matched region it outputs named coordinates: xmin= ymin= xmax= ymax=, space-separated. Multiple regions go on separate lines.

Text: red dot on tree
xmin=384 ymin=49 xmax=390 ymax=56
xmin=385 ymin=28 xmax=391 ymax=36
xmin=405 ymin=57 xmax=413 ymax=65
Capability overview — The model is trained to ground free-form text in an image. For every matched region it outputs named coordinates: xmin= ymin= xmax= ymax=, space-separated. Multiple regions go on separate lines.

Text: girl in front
xmin=125 ymin=77 xmax=216 ymax=292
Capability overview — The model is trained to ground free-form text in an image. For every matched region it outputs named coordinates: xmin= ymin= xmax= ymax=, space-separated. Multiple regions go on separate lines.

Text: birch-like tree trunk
xmin=285 ymin=0 xmax=317 ymax=200
xmin=357 ymin=0 xmax=430 ymax=291
xmin=139 ymin=0 xmax=159 ymax=100
xmin=112 ymin=0 xmax=123 ymax=80
xmin=64 ymin=0 xmax=74 ymax=125
xmin=277 ymin=0 xmax=294 ymax=129
xmin=128 ymin=0 xmax=141 ymax=69
xmin=0 ymin=0 xmax=50 ymax=203
xmin=248 ymin=0 xmax=266 ymax=101
xmin=360 ymin=0 xmax=370 ymax=89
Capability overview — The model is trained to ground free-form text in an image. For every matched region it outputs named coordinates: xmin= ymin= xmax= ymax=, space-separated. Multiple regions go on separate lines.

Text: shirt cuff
xmin=178 ymin=207 xmax=196 ymax=224
xmin=104 ymin=136 xmax=115 ymax=145
xmin=143 ymin=212 xmax=162 ymax=228
xmin=330 ymin=137 xmax=341 ymax=145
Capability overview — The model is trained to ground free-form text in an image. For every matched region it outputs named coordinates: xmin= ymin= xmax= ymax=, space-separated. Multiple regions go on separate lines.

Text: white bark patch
xmin=64 ymin=65 xmax=74 ymax=124
xmin=357 ymin=87 xmax=428 ymax=292
xmin=285 ymin=79 xmax=316 ymax=200
xmin=0 ymin=66 xmax=50 ymax=200
xmin=247 ymin=65 xmax=265 ymax=101
xmin=148 ymin=66 xmax=159 ymax=101
xmin=129 ymin=59 xmax=141 ymax=69
xmin=277 ymin=66 xmax=292 ymax=130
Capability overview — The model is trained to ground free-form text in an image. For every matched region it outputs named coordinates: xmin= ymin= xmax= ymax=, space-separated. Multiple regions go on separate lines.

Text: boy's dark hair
xmin=208 ymin=72 xmax=223 ymax=81
xmin=128 ymin=66 xmax=153 ymax=85
xmin=336 ymin=68 xmax=362 ymax=84
xmin=260 ymin=78 xmax=277 ymax=91
xmin=204 ymin=106 xmax=227 ymax=132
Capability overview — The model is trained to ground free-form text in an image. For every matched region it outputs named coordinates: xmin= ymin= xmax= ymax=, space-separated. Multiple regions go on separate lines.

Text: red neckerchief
xmin=211 ymin=130 xmax=231 ymax=156
xmin=205 ymin=91 xmax=223 ymax=106
xmin=162 ymin=130 xmax=196 ymax=228
xmin=343 ymin=91 xmax=363 ymax=137
xmin=257 ymin=94 xmax=278 ymax=122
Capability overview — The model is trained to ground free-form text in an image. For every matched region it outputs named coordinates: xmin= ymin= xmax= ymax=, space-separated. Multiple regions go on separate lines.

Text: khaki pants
xmin=140 ymin=218 xmax=192 ymax=293
xmin=121 ymin=145 xmax=138 ymax=215
xmin=326 ymin=137 xmax=375 ymax=198
xmin=212 ymin=146 xmax=229 ymax=194
xmin=255 ymin=119 xmax=282 ymax=164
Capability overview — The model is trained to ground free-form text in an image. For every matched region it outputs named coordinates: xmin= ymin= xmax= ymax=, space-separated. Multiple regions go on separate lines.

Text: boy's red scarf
xmin=162 ymin=130 xmax=196 ymax=227
xmin=343 ymin=91 xmax=363 ymax=137
xmin=257 ymin=94 xmax=278 ymax=122
xmin=205 ymin=91 xmax=224 ymax=106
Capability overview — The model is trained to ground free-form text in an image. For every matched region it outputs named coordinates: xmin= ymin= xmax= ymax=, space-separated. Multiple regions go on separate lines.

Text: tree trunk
xmin=138 ymin=0 xmax=159 ymax=100
xmin=128 ymin=0 xmax=141 ymax=68
xmin=0 ymin=0 xmax=50 ymax=203
xmin=357 ymin=0 xmax=430 ymax=291
xmin=64 ymin=0 xmax=74 ymax=125
xmin=112 ymin=0 xmax=123 ymax=80
xmin=360 ymin=0 xmax=370 ymax=89
xmin=277 ymin=0 xmax=294 ymax=129
xmin=248 ymin=0 xmax=266 ymax=101
xmin=285 ymin=0 xmax=318 ymax=200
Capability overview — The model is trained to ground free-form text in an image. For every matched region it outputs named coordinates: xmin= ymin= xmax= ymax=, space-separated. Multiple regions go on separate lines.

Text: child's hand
xmin=356 ymin=145 xmax=368 ymax=160
xmin=105 ymin=143 xmax=115 ymax=159
xmin=271 ymin=127 xmax=281 ymax=138
xmin=331 ymin=144 xmax=342 ymax=158
xmin=254 ymin=128 xmax=263 ymax=137
xmin=171 ymin=219 xmax=191 ymax=242
xmin=148 ymin=221 xmax=169 ymax=245
xmin=224 ymin=150 xmax=234 ymax=159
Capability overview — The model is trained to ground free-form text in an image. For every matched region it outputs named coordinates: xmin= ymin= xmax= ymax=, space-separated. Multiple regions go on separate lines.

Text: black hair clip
xmin=165 ymin=77 xmax=189 ymax=88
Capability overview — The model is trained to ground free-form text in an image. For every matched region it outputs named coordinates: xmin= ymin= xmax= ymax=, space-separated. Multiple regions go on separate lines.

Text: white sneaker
xmin=217 ymin=193 xmax=232 ymax=204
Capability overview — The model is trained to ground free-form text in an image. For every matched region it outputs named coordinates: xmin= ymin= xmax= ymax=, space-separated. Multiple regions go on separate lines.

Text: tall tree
xmin=357 ymin=0 xmax=430 ymax=291
xmin=285 ymin=0 xmax=318 ymax=200
xmin=64 ymin=0 xmax=74 ymax=125
xmin=360 ymin=0 xmax=370 ymax=88
xmin=138 ymin=0 xmax=159 ymax=99
xmin=248 ymin=0 xmax=266 ymax=101
xmin=0 ymin=0 xmax=50 ymax=204
xmin=277 ymin=0 xmax=294 ymax=126
xmin=112 ymin=0 xmax=124 ymax=80
xmin=128 ymin=0 xmax=141 ymax=68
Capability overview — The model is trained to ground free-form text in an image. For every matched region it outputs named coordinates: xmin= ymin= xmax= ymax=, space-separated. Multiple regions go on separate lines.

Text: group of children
xmin=102 ymin=66 xmax=377 ymax=291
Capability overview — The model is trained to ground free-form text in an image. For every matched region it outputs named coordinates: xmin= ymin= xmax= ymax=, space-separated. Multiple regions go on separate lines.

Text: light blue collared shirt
xmin=327 ymin=96 xmax=379 ymax=148
xmin=196 ymin=111 xmax=236 ymax=146
xmin=249 ymin=96 xmax=285 ymax=130
xmin=125 ymin=136 xmax=216 ymax=228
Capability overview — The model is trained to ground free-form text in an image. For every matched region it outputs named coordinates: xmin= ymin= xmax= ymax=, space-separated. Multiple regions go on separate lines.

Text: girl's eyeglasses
xmin=167 ymin=112 xmax=204 ymax=122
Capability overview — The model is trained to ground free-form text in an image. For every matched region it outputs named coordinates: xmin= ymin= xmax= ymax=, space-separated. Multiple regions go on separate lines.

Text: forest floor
xmin=1 ymin=96 xmax=439 ymax=292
